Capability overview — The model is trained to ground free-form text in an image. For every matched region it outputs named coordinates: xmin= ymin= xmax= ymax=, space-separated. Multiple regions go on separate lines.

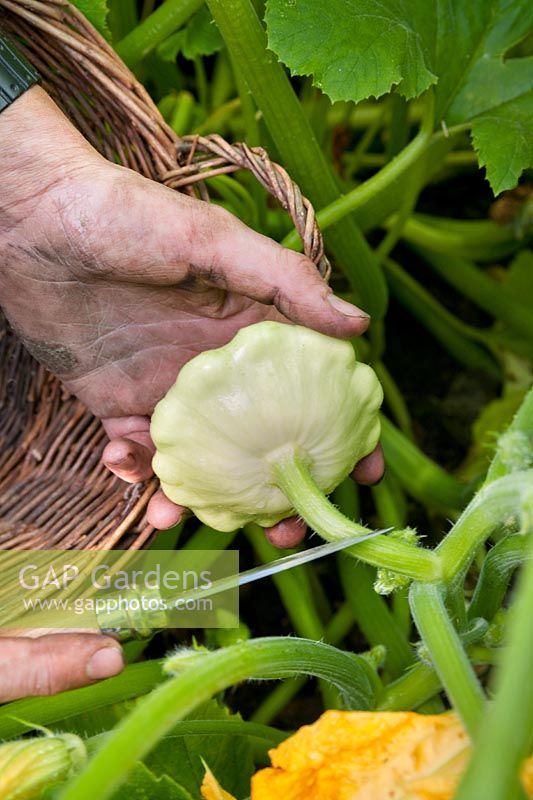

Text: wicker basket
xmin=0 ymin=0 xmax=329 ymax=549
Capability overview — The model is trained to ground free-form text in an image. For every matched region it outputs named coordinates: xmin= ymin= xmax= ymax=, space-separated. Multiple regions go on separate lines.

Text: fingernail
xmin=106 ymin=453 xmax=134 ymax=468
xmin=86 ymin=647 xmax=124 ymax=680
xmin=327 ymin=294 xmax=370 ymax=319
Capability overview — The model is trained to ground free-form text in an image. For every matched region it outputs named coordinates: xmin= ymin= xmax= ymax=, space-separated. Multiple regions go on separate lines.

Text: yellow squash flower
xmin=202 ymin=711 xmax=533 ymax=800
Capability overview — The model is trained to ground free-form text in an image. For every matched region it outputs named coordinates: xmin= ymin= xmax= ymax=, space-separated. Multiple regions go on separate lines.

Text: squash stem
xmin=115 ymin=0 xmax=203 ymax=65
xmin=455 ymin=530 xmax=533 ymax=800
xmin=436 ymin=470 xmax=533 ymax=582
xmin=59 ymin=637 xmax=376 ymax=800
xmin=271 ymin=450 xmax=442 ymax=582
xmin=409 ymin=582 xmax=485 ymax=735
xmin=281 ymin=90 xmax=435 ymax=249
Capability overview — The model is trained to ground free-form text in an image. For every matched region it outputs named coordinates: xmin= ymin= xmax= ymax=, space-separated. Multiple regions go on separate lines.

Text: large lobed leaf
xmin=265 ymin=0 xmax=437 ymax=103
xmin=143 ymin=700 xmax=254 ymax=799
xmin=265 ymin=0 xmax=533 ymax=193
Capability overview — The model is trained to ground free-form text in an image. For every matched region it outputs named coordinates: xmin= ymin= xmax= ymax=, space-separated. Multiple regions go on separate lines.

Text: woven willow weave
xmin=0 ymin=0 xmax=329 ymax=549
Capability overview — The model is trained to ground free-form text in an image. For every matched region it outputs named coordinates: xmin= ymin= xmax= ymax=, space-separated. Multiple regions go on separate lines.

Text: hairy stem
xmin=271 ymin=450 xmax=442 ymax=581
xmin=409 ymin=583 xmax=485 ymax=735
xmin=468 ymin=535 xmax=528 ymax=622
xmin=244 ymin=524 xmax=340 ymax=708
xmin=60 ymin=638 xmax=376 ymax=800
xmin=339 ymin=555 xmax=413 ymax=678
xmin=456 ymin=532 xmax=533 ymax=800
xmin=437 ymin=471 xmax=533 ymax=582
xmin=250 ymin=603 xmax=354 ymax=725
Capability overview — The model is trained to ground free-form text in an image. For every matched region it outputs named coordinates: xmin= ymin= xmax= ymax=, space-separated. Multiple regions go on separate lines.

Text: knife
xmin=97 ymin=527 xmax=393 ymax=641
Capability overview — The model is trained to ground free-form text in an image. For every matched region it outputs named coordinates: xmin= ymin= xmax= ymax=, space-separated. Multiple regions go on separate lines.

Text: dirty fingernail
xmin=327 ymin=294 xmax=370 ymax=319
xmin=86 ymin=647 xmax=124 ymax=680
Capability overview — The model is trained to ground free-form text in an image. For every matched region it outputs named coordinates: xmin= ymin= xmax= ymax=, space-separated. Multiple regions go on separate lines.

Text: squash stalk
xmin=271 ymin=449 xmax=442 ymax=582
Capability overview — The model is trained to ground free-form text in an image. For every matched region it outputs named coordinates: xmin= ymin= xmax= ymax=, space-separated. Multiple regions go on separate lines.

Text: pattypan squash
xmin=151 ymin=321 xmax=382 ymax=531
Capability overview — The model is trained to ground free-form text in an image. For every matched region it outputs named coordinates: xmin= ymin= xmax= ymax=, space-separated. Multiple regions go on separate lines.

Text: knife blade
xmin=98 ymin=527 xmax=393 ymax=640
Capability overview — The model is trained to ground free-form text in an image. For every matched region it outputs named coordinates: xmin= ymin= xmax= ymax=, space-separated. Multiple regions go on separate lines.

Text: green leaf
xmin=265 ymin=0 xmax=437 ymax=103
xmin=471 ymin=92 xmax=533 ymax=194
xmin=69 ymin=0 xmax=110 ymax=40
xmin=444 ymin=1 xmax=533 ymax=123
xmin=111 ymin=763 xmax=193 ymax=800
xmin=265 ymin=0 xmax=533 ymax=192
xmin=422 ymin=0 xmax=533 ymax=194
xmin=158 ymin=7 xmax=223 ymax=62
xmin=143 ymin=700 xmax=253 ymax=798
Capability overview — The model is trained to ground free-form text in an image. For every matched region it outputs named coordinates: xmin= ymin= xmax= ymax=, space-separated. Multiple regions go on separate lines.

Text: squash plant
xmin=2 ymin=0 xmax=533 ymax=798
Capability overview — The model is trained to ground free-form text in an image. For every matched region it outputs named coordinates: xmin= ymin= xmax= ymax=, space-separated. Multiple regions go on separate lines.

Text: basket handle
xmin=0 ymin=0 xmax=330 ymax=280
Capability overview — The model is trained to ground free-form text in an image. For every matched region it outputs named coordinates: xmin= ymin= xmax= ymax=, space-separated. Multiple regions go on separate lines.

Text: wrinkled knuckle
xmin=188 ymin=203 xmax=227 ymax=258
xmin=284 ymin=250 xmax=325 ymax=283
xmin=32 ymin=642 xmax=65 ymax=696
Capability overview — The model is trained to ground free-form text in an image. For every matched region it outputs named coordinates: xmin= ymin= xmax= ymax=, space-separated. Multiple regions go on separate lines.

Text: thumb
xmin=0 ymin=634 xmax=124 ymax=702
xmin=117 ymin=177 xmax=370 ymax=339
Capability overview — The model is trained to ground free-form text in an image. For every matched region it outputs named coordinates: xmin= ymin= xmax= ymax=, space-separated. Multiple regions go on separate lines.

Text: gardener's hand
xmin=0 ymin=87 xmax=384 ymax=548
xmin=0 ymin=633 xmax=124 ymax=702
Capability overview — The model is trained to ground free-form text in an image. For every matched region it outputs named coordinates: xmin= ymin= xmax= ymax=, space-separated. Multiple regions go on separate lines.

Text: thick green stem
xmin=250 ymin=603 xmax=354 ymax=725
xmin=437 ymin=471 xmax=533 ymax=582
xmin=282 ymin=92 xmax=435 ymax=248
xmin=400 ymin=213 xmax=526 ymax=262
xmin=456 ymin=533 xmax=533 ymax=800
xmin=468 ymin=535 xmax=528 ymax=622
xmin=409 ymin=583 xmax=485 ymax=735
xmin=380 ymin=415 xmax=468 ymax=512
xmin=271 ymin=450 xmax=442 ymax=581
xmin=414 ymin=247 xmax=533 ymax=345
xmin=207 ymin=0 xmax=387 ymax=317
xmin=338 ymin=555 xmax=413 ymax=678
xmin=115 ymin=0 xmax=203 ymax=66
xmin=59 ymin=638 xmax=375 ymax=800
xmin=377 ymin=663 xmax=441 ymax=712
xmin=0 ymin=661 xmax=164 ymax=740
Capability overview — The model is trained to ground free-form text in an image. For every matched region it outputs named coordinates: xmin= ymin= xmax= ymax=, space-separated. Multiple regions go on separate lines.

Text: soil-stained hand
xmin=0 ymin=88 xmax=384 ymax=547
xmin=0 ymin=632 xmax=123 ymax=701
